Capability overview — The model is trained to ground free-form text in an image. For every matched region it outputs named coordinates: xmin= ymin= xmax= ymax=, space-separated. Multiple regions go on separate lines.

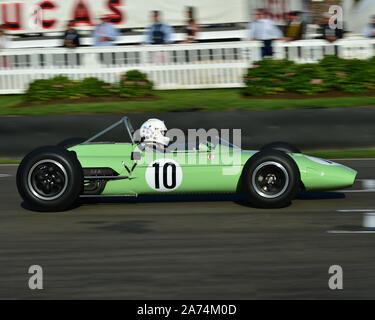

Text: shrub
xmin=77 ymin=78 xmax=114 ymax=97
xmin=118 ymin=70 xmax=153 ymax=98
xmin=25 ymin=76 xmax=82 ymax=102
xmin=243 ymin=56 xmax=375 ymax=96
xmin=25 ymin=79 xmax=53 ymax=103
xmin=24 ymin=70 xmax=153 ymax=103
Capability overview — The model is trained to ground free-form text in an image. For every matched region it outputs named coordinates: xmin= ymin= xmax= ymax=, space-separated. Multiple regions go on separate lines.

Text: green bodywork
xmin=69 ymin=142 xmax=357 ymax=196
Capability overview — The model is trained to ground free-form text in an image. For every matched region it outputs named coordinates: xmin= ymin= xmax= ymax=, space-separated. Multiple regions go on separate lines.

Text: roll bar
xmin=83 ymin=116 xmax=135 ymax=145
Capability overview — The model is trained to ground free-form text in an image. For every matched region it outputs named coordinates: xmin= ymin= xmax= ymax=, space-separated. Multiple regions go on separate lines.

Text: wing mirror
xmin=131 ymin=151 xmax=141 ymax=161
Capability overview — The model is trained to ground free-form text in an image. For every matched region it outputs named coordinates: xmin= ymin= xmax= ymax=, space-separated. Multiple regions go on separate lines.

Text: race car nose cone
xmin=302 ymin=156 xmax=357 ymax=191
xmin=326 ymin=164 xmax=357 ymax=190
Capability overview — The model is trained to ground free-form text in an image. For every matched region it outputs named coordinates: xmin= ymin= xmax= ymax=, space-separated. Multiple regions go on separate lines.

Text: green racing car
xmin=16 ymin=116 xmax=357 ymax=211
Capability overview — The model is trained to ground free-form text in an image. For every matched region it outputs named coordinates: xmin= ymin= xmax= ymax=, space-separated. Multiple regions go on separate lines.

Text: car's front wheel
xmin=242 ymin=150 xmax=300 ymax=208
xmin=17 ymin=146 xmax=83 ymax=212
xmin=260 ymin=141 xmax=301 ymax=154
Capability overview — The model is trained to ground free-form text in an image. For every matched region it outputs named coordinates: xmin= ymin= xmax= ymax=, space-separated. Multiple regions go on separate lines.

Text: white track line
xmin=337 ymin=209 xmax=375 ymax=212
xmin=327 ymin=230 xmax=375 ymax=234
xmin=0 ymin=164 xmax=18 ymax=167
xmin=336 ymin=179 xmax=375 ymax=193
xmin=330 ymin=210 xmax=375 ymax=233
xmin=340 ymin=189 xmax=375 ymax=193
xmin=359 ymin=179 xmax=375 ymax=187
xmin=0 ymin=174 xmax=11 ymax=178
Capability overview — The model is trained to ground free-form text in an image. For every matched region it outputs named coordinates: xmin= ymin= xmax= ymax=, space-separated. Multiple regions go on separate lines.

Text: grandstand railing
xmin=0 ymin=39 xmax=375 ymax=94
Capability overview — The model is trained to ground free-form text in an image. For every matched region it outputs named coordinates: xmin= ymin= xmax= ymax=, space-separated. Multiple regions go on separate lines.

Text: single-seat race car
xmin=17 ymin=116 xmax=357 ymax=211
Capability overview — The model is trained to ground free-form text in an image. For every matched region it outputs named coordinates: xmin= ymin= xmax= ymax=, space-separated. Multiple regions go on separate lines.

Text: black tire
xmin=16 ymin=146 xmax=83 ymax=212
xmin=57 ymin=137 xmax=86 ymax=149
xmin=242 ymin=150 xmax=300 ymax=208
xmin=260 ymin=141 xmax=301 ymax=154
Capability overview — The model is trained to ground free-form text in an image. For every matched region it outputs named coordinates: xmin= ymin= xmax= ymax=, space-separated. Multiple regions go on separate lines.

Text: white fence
xmin=0 ymin=42 xmax=261 ymax=94
xmin=1 ymin=38 xmax=375 ymax=94
xmin=273 ymin=38 xmax=375 ymax=62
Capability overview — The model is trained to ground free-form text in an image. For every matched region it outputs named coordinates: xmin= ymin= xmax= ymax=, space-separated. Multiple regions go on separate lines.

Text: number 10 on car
xmin=145 ymin=159 xmax=183 ymax=192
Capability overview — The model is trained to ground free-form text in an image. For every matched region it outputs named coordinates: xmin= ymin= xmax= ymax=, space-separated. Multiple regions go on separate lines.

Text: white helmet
xmin=139 ymin=118 xmax=170 ymax=146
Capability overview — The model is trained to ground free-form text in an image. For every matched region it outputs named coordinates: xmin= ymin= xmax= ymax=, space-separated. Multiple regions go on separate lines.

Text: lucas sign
xmin=0 ymin=0 xmax=248 ymax=34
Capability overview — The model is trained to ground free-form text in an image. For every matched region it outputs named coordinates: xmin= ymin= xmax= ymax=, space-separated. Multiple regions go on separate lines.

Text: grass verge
xmin=305 ymin=149 xmax=375 ymax=159
xmin=0 ymin=158 xmax=21 ymax=164
xmin=2 ymin=89 xmax=375 ymax=116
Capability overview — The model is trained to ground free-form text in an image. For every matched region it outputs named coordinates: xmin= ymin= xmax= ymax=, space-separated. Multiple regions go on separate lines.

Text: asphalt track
xmin=3 ymin=107 xmax=375 ymax=157
xmin=1 ymin=159 xmax=375 ymax=300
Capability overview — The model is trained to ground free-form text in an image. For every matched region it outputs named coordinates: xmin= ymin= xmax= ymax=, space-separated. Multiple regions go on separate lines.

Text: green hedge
xmin=119 ymin=70 xmax=153 ymax=98
xmin=243 ymin=56 xmax=375 ymax=96
xmin=25 ymin=70 xmax=153 ymax=103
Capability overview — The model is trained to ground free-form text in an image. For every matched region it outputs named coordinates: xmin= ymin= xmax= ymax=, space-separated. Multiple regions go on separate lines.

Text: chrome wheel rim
xmin=27 ymin=160 xmax=68 ymax=201
xmin=251 ymin=161 xmax=289 ymax=199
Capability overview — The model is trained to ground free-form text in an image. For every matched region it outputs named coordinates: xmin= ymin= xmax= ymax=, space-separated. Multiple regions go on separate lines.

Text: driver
xmin=137 ymin=118 xmax=170 ymax=152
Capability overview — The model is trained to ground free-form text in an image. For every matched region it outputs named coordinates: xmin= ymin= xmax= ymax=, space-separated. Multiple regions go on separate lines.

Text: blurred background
xmin=1 ymin=0 xmax=375 ymax=154
xmin=1 ymin=0 xmax=375 ymax=93
xmin=1 ymin=0 xmax=375 ymax=45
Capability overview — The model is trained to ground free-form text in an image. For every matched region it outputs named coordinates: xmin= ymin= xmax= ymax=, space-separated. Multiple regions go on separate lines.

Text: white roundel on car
xmin=145 ymin=159 xmax=183 ymax=192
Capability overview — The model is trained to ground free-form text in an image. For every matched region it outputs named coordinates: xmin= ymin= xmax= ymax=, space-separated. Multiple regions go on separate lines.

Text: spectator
xmin=0 ymin=25 xmax=8 ymax=49
xmin=63 ymin=20 xmax=80 ymax=48
xmin=363 ymin=15 xmax=375 ymax=38
xmin=0 ymin=25 xmax=9 ymax=68
xmin=143 ymin=11 xmax=174 ymax=44
xmin=247 ymin=9 xmax=283 ymax=58
xmin=319 ymin=12 xmax=343 ymax=42
xmin=284 ymin=11 xmax=306 ymax=41
xmin=93 ymin=14 xmax=119 ymax=46
xmin=181 ymin=7 xmax=200 ymax=43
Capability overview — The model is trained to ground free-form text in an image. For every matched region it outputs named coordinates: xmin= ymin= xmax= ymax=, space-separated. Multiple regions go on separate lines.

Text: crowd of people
xmin=62 ymin=7 xmax=199 ymax=48
xmin=59 ymin=6 xmax=354 ymax=57
xmin=1 ymin=7 xmax=375 ymax=56
xmin=247 ymin=8 xmax=346 ymax=58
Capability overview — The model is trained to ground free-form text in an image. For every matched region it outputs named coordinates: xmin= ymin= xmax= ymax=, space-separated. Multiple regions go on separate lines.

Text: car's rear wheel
xmin=17 ymin=146 xmax=83 ymax=212
xmin=260 ymin=141 xmax=301 ymax=154
xmin=242 ymin=150 xmax=300 ymax=208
